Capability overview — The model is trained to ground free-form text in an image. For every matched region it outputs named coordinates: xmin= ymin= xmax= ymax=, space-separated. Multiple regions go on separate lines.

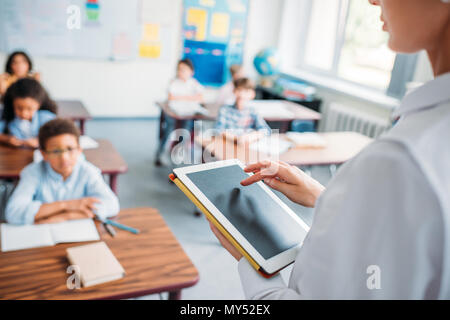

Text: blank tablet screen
xmin=186 ymin=165 xmax=308 ymax=259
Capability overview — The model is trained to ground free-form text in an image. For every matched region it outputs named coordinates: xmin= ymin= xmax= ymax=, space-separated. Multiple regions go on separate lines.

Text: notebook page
xmin=50 ymin=219 xmax=100 ymax=244
xmin=79 ymin=136 xmax=99 ymax=149
xmin=1 ymin=223 xmax=54 ymax=252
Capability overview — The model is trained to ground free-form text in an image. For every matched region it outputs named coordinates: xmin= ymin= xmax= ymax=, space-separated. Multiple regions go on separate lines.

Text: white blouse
xmin=238 ymin=72 xmax=450 ymax=299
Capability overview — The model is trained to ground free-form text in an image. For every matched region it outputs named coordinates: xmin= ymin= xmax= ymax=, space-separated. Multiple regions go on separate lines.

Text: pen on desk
xmin=103 ymin=222 xmax=116 ymax=237
xmin=104 ymin=219 xmax=140 ymax=234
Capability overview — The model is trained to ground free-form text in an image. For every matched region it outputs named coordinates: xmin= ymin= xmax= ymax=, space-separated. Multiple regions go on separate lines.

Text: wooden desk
xmin=156 ymin=100 xmax=322 ymax=149
xmin=0 ymin=139 xmax=128 ymax=194
xmin=56 ymin=100 xmax=92 ymax=135
xmin=0 ymin=208 xmax=199 ymax=300
xmin=256 ymin=85 xmax=323 ymax=112
xmin=248 ymin=100 xmax=321 ymax=133
xmin=196 ymin=132 xmax=373 ymax=167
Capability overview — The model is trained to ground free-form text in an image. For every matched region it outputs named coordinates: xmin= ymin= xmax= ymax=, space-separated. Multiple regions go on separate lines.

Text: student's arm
xmin=35 ymin=210 xmax=95 ymax=224
xmin=31 ymin=72 xmax=41 ymax=82
xmin=252 ymin=112 xmax=271 ymax=134
xmin=214 ymin=107 xmax=228 ymax=131
xmin=0 ymin=73 xmax=9 ymax=96
xmin=84 ymin=165 xmax=120 ymax=220
xmin=33 ymin=198 xmax=98 ymax=223
xmin=5 ymin=165 xmax=44 ymax=225
xmin=23 ymin=110 xmax=56 ymax=149
xmin=0 ymin=134 xmax=24 ymax=147
xmin=23 ymin=138 xmax=39 ymax=149
xmin=5 ymin=164 xmax=98 ymax=224
xmin=168 ymin=93 xmax=203 ymax=102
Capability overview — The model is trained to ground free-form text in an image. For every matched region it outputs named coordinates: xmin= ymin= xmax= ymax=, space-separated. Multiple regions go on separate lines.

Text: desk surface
xmin=56 ymin=100 xmax=92 ymax=121
xmin=0 ymin=208 xmax=199 ymax=300
xmin=197 ymin=131 xmax=373 ymax=166
xmin=157 ymin=100 xmax=321 ymax=122
xmin=156 ymin=101 xmax=215 ymax=121
xmin=0 ymin=139 xmax=128 ymax=179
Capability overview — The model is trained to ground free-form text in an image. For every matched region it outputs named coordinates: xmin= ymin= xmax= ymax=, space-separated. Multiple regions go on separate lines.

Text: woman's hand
xmin=240 ymin=160 xmax=325 ymax=208
xmin=209 ymin=221 xmax=243 ymax=261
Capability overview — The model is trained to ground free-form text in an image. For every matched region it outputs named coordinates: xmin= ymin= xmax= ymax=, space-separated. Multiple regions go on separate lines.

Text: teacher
xmin=209 ymin=0 xmax=450 ymax=299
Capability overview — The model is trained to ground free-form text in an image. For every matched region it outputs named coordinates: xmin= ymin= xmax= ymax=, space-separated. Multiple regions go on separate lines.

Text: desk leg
xmin=329 ymin=164 xmax=337 ymax=176
xmin=168 ymin=290 xmax=182 ymax=300
xmin=280 ymin=121 xmax=290 ymax=133
xmin=79 ymin=120 xmax=85 ymax=135
xmin=159 ymin=111 xmax=165 ymax=142
xmin=110 ymin=174 xmax=118 ymax=194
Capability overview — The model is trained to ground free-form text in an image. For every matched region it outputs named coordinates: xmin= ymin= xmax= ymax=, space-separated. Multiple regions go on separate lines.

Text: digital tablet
xmin=171 ymin=159 xmax=310 ymax=277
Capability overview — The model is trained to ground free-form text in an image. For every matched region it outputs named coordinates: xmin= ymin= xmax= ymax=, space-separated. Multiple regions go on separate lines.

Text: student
xmin=0 ymin=78 xmax=57 ymax=148
xmin=209 ymin=0 xmax=450 ymax=299
xmin=168 ymin=58 xmax=204 ymax=106
xmin=215 ymin=77 xmax=270 ymax=144
xmin=0 ymin=51 xmax=40 ymax=96
xmin=214 ymin=64 xmax=245 ymax=110
xmin=155 ymin=58 xmax=204 ymax=165
xmin=5 ymin=118 xmax=119 ymax=225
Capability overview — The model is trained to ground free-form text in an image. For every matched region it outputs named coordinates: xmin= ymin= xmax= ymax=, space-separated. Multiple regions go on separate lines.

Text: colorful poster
xmin=139 ymin=23 xmax=161 ymax=58
xmin=186 ymin=8 xmax=208 ymax=41
xmin=210 ymin=12 xmax=230 ymax=38
xmin=139 ymin=42 xmax=161 ymax=58
xmin=112 ymin=32 xmax=133 ymax=60
xmin=143 ymin=23 xmax=160 ymax=42
xmin=182 ymin=0 xmax=249 ymax=86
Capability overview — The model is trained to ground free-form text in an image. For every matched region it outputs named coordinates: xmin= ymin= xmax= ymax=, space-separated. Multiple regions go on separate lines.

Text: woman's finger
xmin=243 ymin=160 xmax=272 ymax=173
xmin=263 ymin=177 xmax=291 ymax=194
xmin=241 ymin=162 xmax=295 ymax=186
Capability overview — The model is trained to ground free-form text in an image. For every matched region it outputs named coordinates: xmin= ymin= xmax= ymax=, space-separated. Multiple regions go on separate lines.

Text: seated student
xmin=155 ymin=58 xmax=205 ymax=165
xmin=0 ymin=51 xmax=41 ymax=96
xmin=215 ymin=77 xmax=271 ymax=144
xmin=0 ymin=78 xmax=57 ymax=148
xmin=5 ymin=118 xmax=120 ymax=225
xmin=214 ymin=64 xmax=245 ymax=110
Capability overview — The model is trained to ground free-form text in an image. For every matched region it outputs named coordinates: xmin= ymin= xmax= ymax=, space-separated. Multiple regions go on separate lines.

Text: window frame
xmin=294 ymin=0 xmax=417 ymax=99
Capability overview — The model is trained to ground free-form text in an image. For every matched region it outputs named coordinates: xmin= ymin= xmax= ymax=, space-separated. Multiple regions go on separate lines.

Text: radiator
xmin=322 ymin=103 xmax=391 ymax=138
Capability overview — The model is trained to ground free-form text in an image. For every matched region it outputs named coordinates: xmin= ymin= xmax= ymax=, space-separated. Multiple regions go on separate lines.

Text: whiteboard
xmin=0 ymin=0 xmax=140 ymax=60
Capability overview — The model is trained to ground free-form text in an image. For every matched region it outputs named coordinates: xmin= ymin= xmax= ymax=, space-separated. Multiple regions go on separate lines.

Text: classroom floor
xmin=85 ymin=118 xmax=334 ymax=300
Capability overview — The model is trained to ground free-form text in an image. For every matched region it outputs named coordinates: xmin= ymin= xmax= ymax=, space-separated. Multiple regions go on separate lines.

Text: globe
xmin=253 ymin=48 xmax=280 ymax=76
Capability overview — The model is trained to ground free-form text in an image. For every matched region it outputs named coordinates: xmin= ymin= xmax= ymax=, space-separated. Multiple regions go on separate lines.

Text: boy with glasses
xmin=5 ymin=118 xmax=119 ymax=225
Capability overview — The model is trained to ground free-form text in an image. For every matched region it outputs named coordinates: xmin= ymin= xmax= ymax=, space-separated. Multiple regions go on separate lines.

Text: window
xmin=289 ymin=0 xmax=417 ymax=98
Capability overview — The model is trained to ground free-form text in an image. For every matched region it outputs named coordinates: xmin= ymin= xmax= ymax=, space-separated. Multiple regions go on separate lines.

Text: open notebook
xmin=1 ymin=219 xmax=100 ymax=252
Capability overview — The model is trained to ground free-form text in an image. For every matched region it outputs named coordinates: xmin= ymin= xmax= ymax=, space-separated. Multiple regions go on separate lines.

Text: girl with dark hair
xmin=0 ymin=51 xmax=41 ymax=96
xmin=0 ymin=78 xmax=57 ymax=148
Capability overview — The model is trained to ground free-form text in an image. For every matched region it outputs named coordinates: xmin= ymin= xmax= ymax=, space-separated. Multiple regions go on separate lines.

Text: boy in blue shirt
xmin=5 ymin=118 xmax=119 ymax=225
xmin=215 ymin=77 xmax=271 ymax=144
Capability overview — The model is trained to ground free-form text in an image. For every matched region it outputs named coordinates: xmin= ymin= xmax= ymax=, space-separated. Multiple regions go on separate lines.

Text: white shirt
xmin=168 ymin=77 xmax=204 ymax=98
xmin=167 ymin=77 xmax=205 ymax=116
xmin=238 ymin=72 xmax=450 ymax=299
xmin=215 ymin=81 xmax=236 ymax=108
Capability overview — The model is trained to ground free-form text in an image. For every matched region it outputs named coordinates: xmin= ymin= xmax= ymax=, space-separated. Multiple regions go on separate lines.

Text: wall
xmin=0 ymin=0 xmax=283 ymax=118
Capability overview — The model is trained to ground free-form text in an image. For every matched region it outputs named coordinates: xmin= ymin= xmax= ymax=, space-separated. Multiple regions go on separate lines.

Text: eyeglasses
xmin=43 ymin=146 xmax=80 ymax=157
